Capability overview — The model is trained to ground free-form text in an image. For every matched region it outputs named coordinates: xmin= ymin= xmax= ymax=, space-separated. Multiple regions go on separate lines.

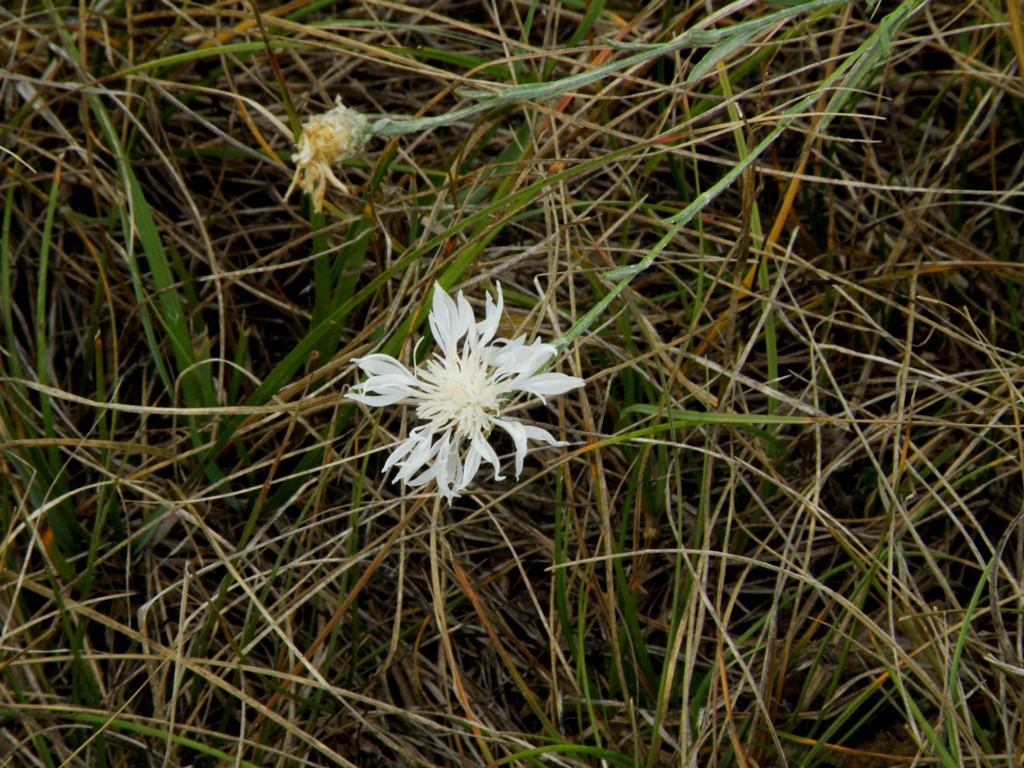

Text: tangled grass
xmin=2 ymin=0 xmax=1024 ymax=766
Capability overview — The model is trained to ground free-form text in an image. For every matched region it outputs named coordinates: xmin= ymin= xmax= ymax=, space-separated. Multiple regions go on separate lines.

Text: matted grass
xmin=2 ymin=0 xmax=1023 ymax=766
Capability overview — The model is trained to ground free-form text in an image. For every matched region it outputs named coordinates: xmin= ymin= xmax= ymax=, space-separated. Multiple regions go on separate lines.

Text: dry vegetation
xmin=2 ymin=0 xmax=1024 ymax=766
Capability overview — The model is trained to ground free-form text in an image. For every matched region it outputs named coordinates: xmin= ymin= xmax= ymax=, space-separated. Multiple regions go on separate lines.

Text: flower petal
xmin=515 ymin=372 xmax=584 ymax=401
xmin=488 ymin=338 xmax=556 ymax=379
xmin=348 ymin=390 xmax=407 ymax=407
xmin=475 ymin=282 xmax=503 ymax=346
xmin=497 ymin=419 xmax=529 ymax=478
xmin=428 ymin=431 xmax=464 ymax=499
xmin=348 ymin=354 xmax=422 ymax=405
xmin=494 ymin=418 xmax=565 ymax=477
xmin=469 ymin=430 xmax=504 ymax=481
xmin=385 ymin=427 xmax=432 ymax=477
xmin=430 ymin=282 xmax=474 ymax=358
xmin=355 ymin=354 xmax=416 ymax=379
xmin=461 ymin=443 xmax=482 ymax=488
xmin=428 ymin=283 xmax=459 ymax=357
xmin=519 ymin=422 xmax=565 ymax=447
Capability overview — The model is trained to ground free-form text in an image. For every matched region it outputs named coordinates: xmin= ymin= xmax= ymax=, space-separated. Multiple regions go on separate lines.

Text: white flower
xmin=285 ymin=97 xmax=369 ymax=213
xmin=349 ymin=282 xmax=583 ymax=502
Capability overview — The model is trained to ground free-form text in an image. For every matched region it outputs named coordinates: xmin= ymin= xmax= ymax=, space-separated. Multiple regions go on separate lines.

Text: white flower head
xmin=285 ymin=97 xmax=370 ymax=213
xmin=349 ymin=282 xmax=583 ymax=502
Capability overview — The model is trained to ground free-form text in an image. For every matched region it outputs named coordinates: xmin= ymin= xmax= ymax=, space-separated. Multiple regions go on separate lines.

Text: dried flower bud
xmin=285 ymin=97 xmax=369 ymax=213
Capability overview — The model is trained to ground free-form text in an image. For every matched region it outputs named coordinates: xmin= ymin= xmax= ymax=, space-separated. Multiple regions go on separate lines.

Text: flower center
xmin=417 ymin=348 xmax=505 ymax=439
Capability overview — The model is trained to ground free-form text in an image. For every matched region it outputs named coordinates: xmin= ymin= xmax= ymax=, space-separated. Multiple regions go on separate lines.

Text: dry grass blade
xmin=2 ymin=1 xmax=1023 ymax=767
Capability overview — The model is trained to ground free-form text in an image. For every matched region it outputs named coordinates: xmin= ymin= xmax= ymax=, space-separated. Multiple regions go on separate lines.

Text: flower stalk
xmin=286 ymin=0 xmax=846 ymax=211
